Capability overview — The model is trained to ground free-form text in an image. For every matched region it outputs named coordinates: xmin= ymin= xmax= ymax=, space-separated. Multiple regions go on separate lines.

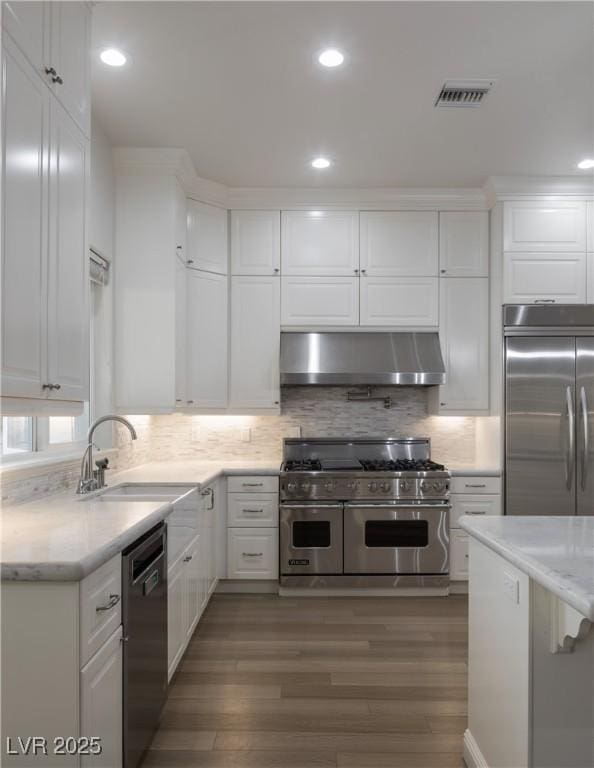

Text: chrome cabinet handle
xmin=242 ymin=482 xmax=263 ymax=487
xmin=242 ymin=552 xmax=263 ymax=557
xmin=274 ymin=268 xmax=280 ymax=273
xmin=186 ymin=259 xmax=194 ymax=265
xmin=96 ymin=594 xmax=120 ymax=612
xmin=464 ymin=483 xmax=486 ymax=488
xmin=534 ymin=299 xmax=556 ymax=304
xmin=42 ymin=383 xmax=61 ymax=391
xmin=242 ymin=508 xmax=264 ymax=514
xmin=465 ymin=510 xmax=486 ymax=515
xmin=201 ymin=487 xmax=215 ymax=510
xmin=354 ymin=268 xmax=359 ymax=274
xmin=580 ymin=386 xmax=589 ymax=491
xmin=361 ymin=269 xmax=367 ymax=274
xmin=566 ymin=386 xmax=576 ymax=491
xmin=183 ymin=555 xmax=193 ymax=562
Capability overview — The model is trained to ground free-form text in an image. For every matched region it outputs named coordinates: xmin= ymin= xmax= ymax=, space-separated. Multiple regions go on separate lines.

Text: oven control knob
xmin=287 ymin=482 xmax=296 ymax=493
xmin=420 ymin=480 xmax=431 ymax=493
xmin=368 ymin=481 xmax=378 ymax=492
xmin=399 ymin=480 xmax=411 ymax=493
xmin=380 ymin=481 xmax=391 ymax=492
xmin=324 ymin=481 xmax=334 ymax=491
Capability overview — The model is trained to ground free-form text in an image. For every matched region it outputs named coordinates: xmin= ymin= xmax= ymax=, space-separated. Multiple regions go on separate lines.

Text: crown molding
xmin=226 ymin=186 xmax=487 ymax=211
xmin=484 ymin=175 xmax=594 ymax=207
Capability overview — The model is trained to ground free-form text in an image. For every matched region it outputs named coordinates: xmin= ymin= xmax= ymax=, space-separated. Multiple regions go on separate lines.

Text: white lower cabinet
xmin=588 ymin=252 xmax=594 ymax=303
xmin=167 ymin=556 xmax=186 ymax=679
xmin=227 ymin=528 xmax=278 ymax=579
xmin=450 ymin=530 xmax=469 ymax=581
xmin=80 ymin=626 xmax=123 ymax=768
xmin=503 ymin=252 xmax=587 ymax=304
xmin=449 ymin=477 xmax=502 ymax=582
xmin=230 ymin=276 xmax=280 ymax=409
xmin=227 ymin=493 xmax=279 ymax=527
xmin=281 ymin=276 xmax=359 ymax=326
xmin=184 ymin=533 xmax=203 ymax=641
xmin=360 ymin=276 xmax=438 ymax=326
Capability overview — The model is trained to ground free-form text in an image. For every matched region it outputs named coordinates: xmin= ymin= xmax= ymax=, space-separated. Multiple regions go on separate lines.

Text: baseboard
xmin=278 ymin=586 xmax=450 ymax=597
xmin=215 ymin=579 xmax=279 ymax=594
xmin=463 ymin=729 xmax=489 ymax=768
xmin=450 ymin=580 xmax=469 ymax=594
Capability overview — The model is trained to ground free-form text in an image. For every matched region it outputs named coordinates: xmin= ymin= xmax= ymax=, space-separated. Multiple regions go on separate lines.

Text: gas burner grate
xmin=360 ymin=459 xmax=445 ymax=472
xmin=283 ymin=459 xmax=322 ymax=472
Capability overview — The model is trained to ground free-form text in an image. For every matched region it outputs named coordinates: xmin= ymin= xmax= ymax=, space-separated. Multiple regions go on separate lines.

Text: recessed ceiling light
xmin=311 ymin=157 xmax=331 ymax=169
xmin=100 ymin=48 xmax=127 ymax=67
xmin=577 ymin=158 xmax=594 ymax=170
xmin=318 ymin=49 xmax=344 ymax=68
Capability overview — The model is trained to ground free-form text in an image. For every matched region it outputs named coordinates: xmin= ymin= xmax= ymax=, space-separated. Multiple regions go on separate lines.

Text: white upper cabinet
xmin=1 ymin=40 xmax=48 ymax=399
xmin=360 ymin=211 xmax=438 ymax=276
xmin=503 ymin=252 xmax=587 ymax=304
xmin=230 ymin=276 xmax=280 ymax=409
xmin=46 ymin=100 xmax=89 ymax=402
xmin=503 ymin=201 xmax=586 ymax=252
xmin=48 ymin=2 xmax=91 ymax=137
xmin=587 ymin=201 xmax=594 ymax=252
xmin=231 ymin=210 xmax=281 ymax=275
xmin=186 ymin=269 xmax=228 ymax=409
xmin=281 ymin=276 xmax=359 ymax=326
xmin=439 ymin=211 xmax=489 ymax=277
xmin=174 ymin=258 xmax=187 ymax=406
xmin=187 ymin=199 xmax=228 ymax=274
xmin=360 ymin=276 xmax=438 ymax=327
xmin=436 ymin=277 xmax=489 ymax=413
xmin=174 ymin=180 xmax=187 ymax=264
xmin=2 ymin=1 xmax=48 ymax=74
xmin=281 ymin=210 xmax=359 ymax=276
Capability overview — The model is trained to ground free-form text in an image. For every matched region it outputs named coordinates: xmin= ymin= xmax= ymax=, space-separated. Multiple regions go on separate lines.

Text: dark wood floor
xmin=142 ymin=594 xmax=468 ymax=768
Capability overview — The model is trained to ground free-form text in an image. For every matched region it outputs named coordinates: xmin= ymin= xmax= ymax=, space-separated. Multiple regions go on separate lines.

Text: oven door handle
xmin=280 ymin=503 xmax=344 ymax=509
xmin=343 ymin=502 xmax=450 ymax=509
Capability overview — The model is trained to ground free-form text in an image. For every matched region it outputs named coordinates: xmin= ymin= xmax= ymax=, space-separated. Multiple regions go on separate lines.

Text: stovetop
xmin=280 ymin=437 xmax=450 ymax=502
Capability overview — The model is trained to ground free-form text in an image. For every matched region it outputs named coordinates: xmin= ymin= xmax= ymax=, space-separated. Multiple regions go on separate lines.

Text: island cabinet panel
xmin=359 ymin=211 xmax=438 ymax=276
xmin=466 ymin=538 xmax=530 ymax=768
xmin=281 ymin=210 xmax=359 ymax=276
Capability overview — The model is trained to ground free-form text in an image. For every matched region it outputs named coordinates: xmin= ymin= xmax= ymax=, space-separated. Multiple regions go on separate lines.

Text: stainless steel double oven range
xmin=279 ymin=438 xmax=451 ymax=588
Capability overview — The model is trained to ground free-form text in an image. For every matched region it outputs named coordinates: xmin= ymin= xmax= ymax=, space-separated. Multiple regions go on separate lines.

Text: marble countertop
xmin=1 ymin=460 xmax=279 ymax=582
xmin=460 ymin=516 xmax=594 ymax=621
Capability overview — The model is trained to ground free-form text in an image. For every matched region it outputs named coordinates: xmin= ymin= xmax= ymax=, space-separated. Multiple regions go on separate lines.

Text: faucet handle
xmin=95 ymin=457 xmax=109 ymax=469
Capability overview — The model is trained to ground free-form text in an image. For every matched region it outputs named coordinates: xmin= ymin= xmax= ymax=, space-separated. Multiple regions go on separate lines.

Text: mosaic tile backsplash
xmin=2 ymin=388 xmax=489 ymax=506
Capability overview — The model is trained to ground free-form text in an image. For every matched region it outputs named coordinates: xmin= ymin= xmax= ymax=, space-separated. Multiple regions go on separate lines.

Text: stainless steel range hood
xmin=280 ymin=332 xmax=445 ymax=386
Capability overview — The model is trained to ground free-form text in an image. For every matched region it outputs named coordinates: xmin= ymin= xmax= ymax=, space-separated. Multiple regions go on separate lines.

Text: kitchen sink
xmin=81 ymin=484 xmax=196 ymax=503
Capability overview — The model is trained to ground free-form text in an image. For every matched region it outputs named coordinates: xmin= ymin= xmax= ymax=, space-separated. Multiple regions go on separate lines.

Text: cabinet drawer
xmin=281 ymin=276 xmax=359 ymax=326
xmin=503 ymin=252 xmax=587 ymax=304
xmin=503 ymin=201 xmax=586 ymax=252
xmin=227 ymin=475 xmax=279 ymax=494
xmin=450 ymin=494 xmax=502 ymax=528
xmin=80 ymin=554 xmax=122 ymax=667
xmin=228 ymin=493 xmax=279 ymax=527
xmin=360 ymin=276 xmax=438 ymax=326
xmin=227 ymin=528 xmax=278 ymax=579
xmin=450 ymin=476 xmax=501 ymax=495
xmin=449 ymin=530 xmax=469 ymax=581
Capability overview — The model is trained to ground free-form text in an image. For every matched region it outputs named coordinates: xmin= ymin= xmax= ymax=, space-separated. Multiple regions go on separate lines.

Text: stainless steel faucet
xmin=77 ymin=415 xmax=138 ymax=494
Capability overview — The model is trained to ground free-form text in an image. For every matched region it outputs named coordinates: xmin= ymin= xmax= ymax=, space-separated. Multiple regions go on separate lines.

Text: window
xmin=0 ymin=407 xmax=89 ymax=462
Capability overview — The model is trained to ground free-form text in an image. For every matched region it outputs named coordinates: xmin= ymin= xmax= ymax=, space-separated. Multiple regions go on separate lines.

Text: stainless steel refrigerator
xmin=504 ymin=305 xmax=594 ymax=516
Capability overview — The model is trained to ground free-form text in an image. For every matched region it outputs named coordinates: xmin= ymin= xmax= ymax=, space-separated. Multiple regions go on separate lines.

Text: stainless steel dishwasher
xmin=122 ymin=523 xmax=168 ymax=768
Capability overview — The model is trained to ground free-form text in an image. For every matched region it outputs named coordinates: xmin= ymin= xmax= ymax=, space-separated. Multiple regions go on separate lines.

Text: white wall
xmin=90 ymin=117 xmax=115 ymax=259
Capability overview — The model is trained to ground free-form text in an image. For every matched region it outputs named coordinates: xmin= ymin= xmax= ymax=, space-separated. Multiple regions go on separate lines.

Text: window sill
xmin=0 ymin=448 xmax=117 ymax=476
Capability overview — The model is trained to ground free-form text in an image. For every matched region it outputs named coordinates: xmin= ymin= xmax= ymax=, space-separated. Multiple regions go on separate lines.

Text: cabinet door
xmin=174 ymin=259 xmax=187 ymax=406
xmin=227 ymin=493 xmax=279 ymax=527
xmin=588 ymin=252 xmax=594 ymax=304
xmin=208 ymin=489 xmax=218 ymax=594
xmin=47 ymin=100 xmax=89 ymax=401
xmin=449 ymin=530 xmax=469 ymax=581
xmin=80 ymin=626 xmax=123 ymax=768
xmin=2 ymin=1 xmax=48 ymax=74
xmin=230 ymin=276 xmax=280 ymax=408
xmin=231 ymin=210 xmax=280 ymax=275
xmin=167 ymin=557 xmax=186 ymax=680
xmin=587 ymin=201 xmax=593 ymax=253
xmin=503 ymin=201 xmax=586 ymax=252
xmin=360 ymin=276 xmax=438 ymax=327
xmin=281 ymin=210 xmax=359 ymax=276
xmin=226 ymin=528 xmax=278 ymax=579
xmin=437 ymin=278 xmax=489 ymax=412
xmin=503 ymin=252 xmax=587 ymax=304
xmin=1 ymin=41 xmax=49 ymax=398
xmin=439 ymin=211 xmax=489 ymax=277
xmin=49 ymin=2 xmax=90 ymax=136
xmin=187 ymin=199 xmax=228 ymax=274
xmin=281 ymin=276 xmax=359 ymax=326
xmin=185 ymin=533 xmax=202 ymax=639
xmin=450 ymin=494 xmax=502 ymax=529
xmin=174 ymin=180 xmax=187 ymax=265
xmin=186 ymin=269 xmax=228 ymax=408
xmin=360 ymin=211 xmax=438 ymax=276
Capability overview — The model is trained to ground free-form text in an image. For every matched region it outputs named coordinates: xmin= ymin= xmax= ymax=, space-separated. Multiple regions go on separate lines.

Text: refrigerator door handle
xmin=565 ymin=385 xmax=575 ymax=491
xmin=579 ymin=386 xmax=589 ymax=491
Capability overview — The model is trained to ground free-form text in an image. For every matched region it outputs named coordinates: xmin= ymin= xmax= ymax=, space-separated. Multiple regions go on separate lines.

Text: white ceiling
xmin=91 ymin=1 xmax=594 ymax=189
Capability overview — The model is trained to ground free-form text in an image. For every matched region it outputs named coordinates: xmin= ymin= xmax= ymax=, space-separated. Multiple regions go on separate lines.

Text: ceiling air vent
xmin=435 ymin=80 xmax=494 ymax=108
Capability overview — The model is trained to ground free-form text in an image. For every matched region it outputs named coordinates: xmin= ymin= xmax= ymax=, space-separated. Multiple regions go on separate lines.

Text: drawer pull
xmin=242 ymin=482 xmax=264 ymax=488
xmin=183 ymin=555 xmax=193 ymax=562
xmin=465 ymin=483 xmax=487 ymax=488
xmin=96 ymin=594 xmax=120 ymax=612
xmin=466 ymin=510 xmax=486 ymax=515
xmin=243 ymin=508 xmax=264 ymax=514
xmin=242 ymin=552 xmax=263 ymax=557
